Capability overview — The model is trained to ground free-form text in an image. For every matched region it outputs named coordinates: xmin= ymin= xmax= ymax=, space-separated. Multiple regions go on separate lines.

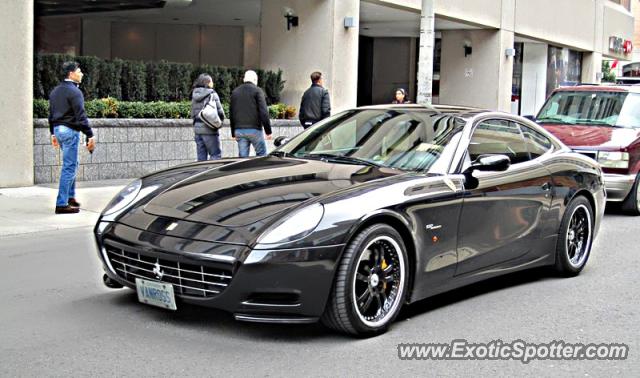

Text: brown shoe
xmin=68 ymin=198 xmax=81 ymax=207
xmin=55 ymin=205 xmax=80 ymax=214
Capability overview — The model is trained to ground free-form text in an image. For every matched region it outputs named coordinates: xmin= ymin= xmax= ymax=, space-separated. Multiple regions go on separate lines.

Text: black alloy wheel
xmin=322 ymin=224 xmax=409 ymax=337
xmin=555 ymin=196 xmax=594 ymax=276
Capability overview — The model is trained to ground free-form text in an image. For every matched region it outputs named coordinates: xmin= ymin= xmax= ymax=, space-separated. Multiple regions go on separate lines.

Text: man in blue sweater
xmin=48 ymin=61 xmax=96 ymax=214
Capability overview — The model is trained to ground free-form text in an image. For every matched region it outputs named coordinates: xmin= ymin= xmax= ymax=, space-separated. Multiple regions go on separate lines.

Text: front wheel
xmin=621 ymin=174 xmax=640 ymax=216
xmin=554 ymin=196 xmax=594 ymax=276
xmin=321 ymin=224 xmax=409 ymax=337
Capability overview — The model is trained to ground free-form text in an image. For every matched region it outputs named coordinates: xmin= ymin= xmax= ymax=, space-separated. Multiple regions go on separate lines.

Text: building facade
xmin=0 ymin=0 xmax=635 ymax=187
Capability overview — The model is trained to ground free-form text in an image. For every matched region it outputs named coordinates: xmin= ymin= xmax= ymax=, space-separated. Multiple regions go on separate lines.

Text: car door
xmin=455 ymin=119 xmax=554 ymax=276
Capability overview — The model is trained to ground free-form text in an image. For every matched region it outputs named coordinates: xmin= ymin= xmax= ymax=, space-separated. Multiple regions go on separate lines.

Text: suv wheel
xmin=621 ymin=174 xmax=640 ymax=216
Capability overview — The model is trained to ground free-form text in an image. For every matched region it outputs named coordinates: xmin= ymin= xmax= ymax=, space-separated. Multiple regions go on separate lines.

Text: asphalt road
xmin=1 ymin=209 xmax=638 ymax=377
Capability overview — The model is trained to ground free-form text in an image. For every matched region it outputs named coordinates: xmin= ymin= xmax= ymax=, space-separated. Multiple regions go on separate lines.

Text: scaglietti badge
xmin=152 ymin=262 xmax=164 ymax=280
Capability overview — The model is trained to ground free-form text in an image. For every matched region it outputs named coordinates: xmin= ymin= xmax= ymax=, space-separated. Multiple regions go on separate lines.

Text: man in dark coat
xmin=48 ymin=61 xmax=96 ymax=214
xmin=299 ymin=71 xmax=331 ymax=129
xmin=229 ymin=70 xmax=272 ymax=157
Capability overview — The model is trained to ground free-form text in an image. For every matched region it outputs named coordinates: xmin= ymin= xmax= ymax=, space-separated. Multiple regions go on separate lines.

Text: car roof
xmin=356 ymin=103 xmax=490 ymax=119
xmin=553 ymin=84 xmax=640 ymax=93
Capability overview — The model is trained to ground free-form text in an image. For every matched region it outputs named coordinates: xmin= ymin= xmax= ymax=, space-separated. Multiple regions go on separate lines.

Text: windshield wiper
xmin=302 ymin=153 xmax=385 ymax=167
xmin=573 ymin=119 xmax=622 ymax=127
xmin=269 ymin=150 xmax=288 ymax=157
xmin=536 ymin=116 xmax=573 ymax=124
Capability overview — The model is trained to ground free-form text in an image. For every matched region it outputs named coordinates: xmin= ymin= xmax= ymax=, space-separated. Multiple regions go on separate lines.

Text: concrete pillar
xmin=582 ymin=51 xmax=603 ymax=84
xmin=0 ymin=0 xmax=34 ymax=187
xmin=416 ymin=0 xmax=434 ymax=105
xmin=260 ymin=0 xmax=359 ymax=112
xmin=439 ymin=28 xmax=514 ymax=112
xmin=521 ymin=43 xmax=548 ymax=116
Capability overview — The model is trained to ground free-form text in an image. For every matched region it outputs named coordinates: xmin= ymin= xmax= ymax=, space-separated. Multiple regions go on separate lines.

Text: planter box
xmin=33 ymin=119 xmax=303 ymax=184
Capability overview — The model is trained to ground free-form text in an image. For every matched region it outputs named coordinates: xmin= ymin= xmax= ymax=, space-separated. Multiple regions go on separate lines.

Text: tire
xmin=321 ymin=224 xmax=409 ymax=337
xmin=554 ymin=196 xmax=594 ymax=276
xmin=621 ymin=174 xmax=640 ymax=216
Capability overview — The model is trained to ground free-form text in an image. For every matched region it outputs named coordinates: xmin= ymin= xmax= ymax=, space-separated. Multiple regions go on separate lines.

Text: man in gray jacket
xmin=191 ymin=74 xmax=225 ymax=160
xmin=299 ymin=71 xmax=331 ymax=129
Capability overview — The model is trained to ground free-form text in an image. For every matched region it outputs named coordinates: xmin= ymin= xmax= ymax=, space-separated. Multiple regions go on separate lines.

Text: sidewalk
xmin=0 ymin=179 xmax=129 ymax=237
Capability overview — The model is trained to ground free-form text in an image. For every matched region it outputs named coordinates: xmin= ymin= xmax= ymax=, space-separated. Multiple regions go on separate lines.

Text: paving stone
xmin=134 ymin=142 xmax=150 ymax=161
xmin=127 ymin=127 xmax=142 ymax=142
xmin=121 ymin=142 xmax=137 ymax=163
xmin=34 ymin=166 xmax=52 ymax=184
xmin=83 ymin=164 xmax=100 ymax=181
xmin=148 ymin=142 xmax=164 ymax=161
xmin=106 ymin=143 xmax=122 ymax=162
xmin=42 ymin=145 xmax=61 ymax=166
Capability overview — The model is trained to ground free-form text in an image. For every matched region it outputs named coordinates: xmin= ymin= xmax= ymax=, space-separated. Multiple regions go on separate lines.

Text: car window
xmin=536 ymin=90 xmax=640 ymax=128
xmin=468 ymin=119 xmax=530 ymax=164
xmin=279 ymin=109 xmax=466 ymax=172
xmin=517 ymin=123 xmax=554 ymax=159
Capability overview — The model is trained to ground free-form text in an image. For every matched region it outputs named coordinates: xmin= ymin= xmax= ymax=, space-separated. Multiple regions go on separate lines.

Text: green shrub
xmin=146 ymin=60 xmax=171 ymax=101
xmin=75 ymin=55 xmax=101 ymax=100
xmin=33 ymin=99 xmax=49 ymax=118
xmin=33 ymin=99 xmax=290 ymax=120
xmin=168 ymin=62 xmax=193 ymax=101
xmin=85 ymin=97 xmax=118 ymax=118
xmin=35 ymin=53 xmax=286 ymax=104
xmin=98 ymin=58 xmax=122 ymax=99
xmin=121 ymin=60 xmax=147 ymax=101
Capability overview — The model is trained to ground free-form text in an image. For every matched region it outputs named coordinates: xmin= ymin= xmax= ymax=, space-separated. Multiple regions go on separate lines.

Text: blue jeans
xmin=53 ymin=125 xmax=80 ymax=207
xmin=195 ymin=134 xmax=221 ymax=161
xmin=235 ymin=129 xmax=267 ymax=157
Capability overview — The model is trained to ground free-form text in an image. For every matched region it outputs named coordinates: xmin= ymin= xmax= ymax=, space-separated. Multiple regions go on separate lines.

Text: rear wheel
xmin=321 ymin=224 xmax=409 ymax=337
xmin=621 ymin=174 xmax=640 ymax=216
xmin=554 ymin=196 xmax=594 ymax=276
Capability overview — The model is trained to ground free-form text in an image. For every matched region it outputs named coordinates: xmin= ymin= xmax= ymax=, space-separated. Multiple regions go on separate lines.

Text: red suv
xmin=535 ymin=85 xmax=640 ymax=215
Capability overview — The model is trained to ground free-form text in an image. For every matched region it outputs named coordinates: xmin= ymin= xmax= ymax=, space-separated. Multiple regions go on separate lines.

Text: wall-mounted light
xmin=344 ymin=17 xmax=357 ymax=29
xmin=464 ymin=39 xmax=472 ymax=57
xmin=283 ymin=7 xmax=299 ymax=31
xmin=505 ymin=48 xmax=516 ymax=57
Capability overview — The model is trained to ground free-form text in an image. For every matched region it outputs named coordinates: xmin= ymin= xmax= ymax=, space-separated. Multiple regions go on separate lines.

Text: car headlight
xmin=257 ymin=203 xmax=324 ymax=245
xmin=103 ymin=179 xmax=142 ymax=215
xmin=597 ymin=151 xmax=629 ymax=169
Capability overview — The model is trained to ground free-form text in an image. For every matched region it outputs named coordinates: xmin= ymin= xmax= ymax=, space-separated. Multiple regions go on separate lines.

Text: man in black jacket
xmin=48 ymin=61 xmax=96 ymax=214
xmin=230 ymin=70 xmax=272 ymax=157
xmin=299 ymin=71 xmax=331 ymax=129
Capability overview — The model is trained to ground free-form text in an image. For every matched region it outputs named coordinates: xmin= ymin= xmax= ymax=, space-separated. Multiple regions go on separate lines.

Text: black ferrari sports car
xmin=95 ymin=105 xmax=605 ymax=336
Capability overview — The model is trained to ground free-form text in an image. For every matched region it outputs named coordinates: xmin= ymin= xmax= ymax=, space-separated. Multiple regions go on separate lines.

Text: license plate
xmin=135 ymin=278 xmax=177 ymax=310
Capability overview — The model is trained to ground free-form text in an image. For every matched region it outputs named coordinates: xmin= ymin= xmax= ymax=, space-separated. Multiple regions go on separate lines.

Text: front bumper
xmin=96 ymin=222 xmax=344 ymax=323
xmin=604 ymin=173 xmax=637 ymax=202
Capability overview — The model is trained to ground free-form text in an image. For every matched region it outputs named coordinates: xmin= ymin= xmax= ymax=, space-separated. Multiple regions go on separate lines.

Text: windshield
xmin=276 ymin=109 xmax=466 ymax=172
xmin=537 ymin=91 xmax=640 ymax=128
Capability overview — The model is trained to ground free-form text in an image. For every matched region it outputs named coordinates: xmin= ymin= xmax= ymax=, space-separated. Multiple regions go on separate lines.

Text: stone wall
xmin=33 ymin=119 xmax=303 ymax=184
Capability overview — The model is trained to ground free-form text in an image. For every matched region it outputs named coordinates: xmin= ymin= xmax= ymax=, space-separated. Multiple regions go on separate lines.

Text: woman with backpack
xmin=191 ymin=74 xmax=225 ymax=161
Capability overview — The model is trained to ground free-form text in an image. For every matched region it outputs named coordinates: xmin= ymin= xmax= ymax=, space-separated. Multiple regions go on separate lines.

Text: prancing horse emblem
xmin=152 ymin=261 xmax=164 ymax=280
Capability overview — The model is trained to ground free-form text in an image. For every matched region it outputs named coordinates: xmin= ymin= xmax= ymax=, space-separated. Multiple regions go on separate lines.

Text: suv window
xmin=518 ymin=124 xmax=554 ymax=159
xmin=537 ymin=90 xmax=640 ymax=128
xmin=468 ymin=120 xmax=530 ymax=164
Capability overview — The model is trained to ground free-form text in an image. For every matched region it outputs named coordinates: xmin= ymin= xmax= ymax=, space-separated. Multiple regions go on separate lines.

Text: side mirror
xmin=523 ymin=115 xmax=536 ymax=122
xmin=465 ymin=154 xmax=511 ymax=173
xmin=273 ymin=136 xmax=290 ymax=147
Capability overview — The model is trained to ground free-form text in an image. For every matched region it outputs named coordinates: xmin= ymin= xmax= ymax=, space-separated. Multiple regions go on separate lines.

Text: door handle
xmin=541 ymin=182 xmax=552 ymax=191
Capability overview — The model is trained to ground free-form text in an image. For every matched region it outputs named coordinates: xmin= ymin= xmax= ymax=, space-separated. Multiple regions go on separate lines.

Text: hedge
xmin=34 ymin=98 xmax=295 ymax=120
xmin=34 ymin=54 xmax=286 ymax=105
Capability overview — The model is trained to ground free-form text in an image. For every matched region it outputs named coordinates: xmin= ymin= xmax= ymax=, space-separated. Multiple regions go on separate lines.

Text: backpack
xmin=198 ymin=93 xmax=222 ymax=129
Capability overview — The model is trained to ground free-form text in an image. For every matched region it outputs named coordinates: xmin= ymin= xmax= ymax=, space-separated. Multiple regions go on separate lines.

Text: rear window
xmin=537 ymin=91 xmax=640 ymax=128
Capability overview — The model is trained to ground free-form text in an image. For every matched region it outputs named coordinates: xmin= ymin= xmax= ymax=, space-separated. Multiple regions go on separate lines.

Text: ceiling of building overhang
xmin=37 ymin=0 xmax=483 ymax=35
xmin=36 ymin=0 xmax=168 ymax=17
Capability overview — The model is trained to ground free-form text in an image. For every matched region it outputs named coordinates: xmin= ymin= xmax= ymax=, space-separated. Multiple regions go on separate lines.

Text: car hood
xmin=142 ymin=156 xmax=402 ymax=227
xmin=541 ymin=123 xmax=640 ymax=149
